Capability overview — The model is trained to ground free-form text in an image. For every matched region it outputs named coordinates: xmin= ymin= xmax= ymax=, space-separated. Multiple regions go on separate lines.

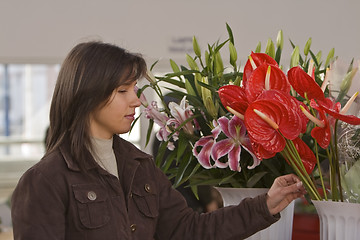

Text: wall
xmin=1 ymin=0 xmax=360 ymax=70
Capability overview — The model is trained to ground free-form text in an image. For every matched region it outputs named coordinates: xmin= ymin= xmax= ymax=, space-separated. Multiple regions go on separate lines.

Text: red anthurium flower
xmin=288 ymin=66 xmax=325 ymax=101
xmin=243 ymin=52 xmax=278 ymax=87
xmin=309 ymin=100 xmax=331 ymax=149
xmin=258 ymin=90 xmax=309 ymax=133
xmin=245 ymin=99 xmax=302 ymax=154
xmin=251 ymin=141 xmax=276 ymax=160
xmin=317 ymin=100 xmax=360 ymax=125
xmin=290 ymin=137 xmax=317 ymax=174
xmin=310 ymin=99 xmax=331 ymax=149
xmin=218 ymin=85 xmax=248 ymax=115
xmin=245 ymin=63 xmax=291 ymax=103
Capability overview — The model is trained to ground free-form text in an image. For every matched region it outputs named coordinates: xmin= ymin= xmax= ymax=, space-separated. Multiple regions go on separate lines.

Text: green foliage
xmin=141 ymin=24 xmax=338 ymax=189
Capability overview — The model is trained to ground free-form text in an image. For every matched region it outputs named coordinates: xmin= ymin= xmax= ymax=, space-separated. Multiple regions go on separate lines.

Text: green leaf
xmin=226 ymin=23 xmax=234 ymax=44
xmin=246 ymin=172 xmax=268 ymax=187
xmin=174 ymin=152 xmax=193 ymax=187
xmin=155 ymin=141 xmax=169 ymax=167
xmin=161 ymin=149 xmax=178 ymax=173
xmin=275 ymin=47 xmax=282 ymax=65
xmin=309 ymin=50 xmax=320 ymax=67
xmin=276 ymin=30 xmax=284 ymax=50
xmin=150 ymin=60 xmax=159 ymax=71
xmin=145 ymin=119 xmax=154 ymax=147
xmin=160 ymin=77 xmax=185 ymax=89
xmin=177 ymin=133 xmax=189 ymax=163
xmin=219 ymin=172 xmax=237 ymax=185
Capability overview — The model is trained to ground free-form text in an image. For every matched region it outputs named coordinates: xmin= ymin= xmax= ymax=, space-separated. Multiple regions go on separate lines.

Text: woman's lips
xmin=125 ymin=114 xmax=135 ymax=120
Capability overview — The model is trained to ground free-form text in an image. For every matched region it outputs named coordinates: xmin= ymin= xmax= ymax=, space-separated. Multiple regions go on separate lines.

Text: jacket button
xmin=144 ymin=184 xmax=151 ymax=193
xmin=130 ymin=224 xmax=137 ymax=232
xmin=129 ymin=192 xmax=133 ymax=198
xmin=87 ymin=191 xmax=97 ymax=201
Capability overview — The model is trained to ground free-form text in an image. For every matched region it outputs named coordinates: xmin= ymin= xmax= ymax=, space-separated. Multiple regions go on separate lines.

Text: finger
xmin=283 ymin=181 xmax=304 ymax=195
xmin=282 ymin=174 xmax=301 ymax=183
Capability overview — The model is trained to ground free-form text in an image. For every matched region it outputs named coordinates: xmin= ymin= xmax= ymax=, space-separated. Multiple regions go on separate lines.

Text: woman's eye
xmin=118 ymin=89 xmax=127 ymax=93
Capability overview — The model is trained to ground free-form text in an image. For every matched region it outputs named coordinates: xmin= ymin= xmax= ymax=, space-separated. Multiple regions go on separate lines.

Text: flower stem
xmin=314 ymin=140 xmax=328 ymax=200
xmin=282 ymin=143 xmax=321 ymax=200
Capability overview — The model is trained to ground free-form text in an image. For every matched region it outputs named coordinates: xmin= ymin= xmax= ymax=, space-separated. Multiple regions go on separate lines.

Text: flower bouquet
xmin=138 ymin=24 xmax=360 ymax=202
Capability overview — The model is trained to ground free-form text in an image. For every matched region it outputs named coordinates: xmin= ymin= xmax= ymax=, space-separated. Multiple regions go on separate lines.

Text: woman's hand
xmin=266 ymin=174 xmax=306 ymax=215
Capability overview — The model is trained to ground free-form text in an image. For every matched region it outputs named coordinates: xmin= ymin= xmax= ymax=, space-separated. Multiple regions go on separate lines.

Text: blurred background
xmin=0 ymin=0 xmax=359 ymax=238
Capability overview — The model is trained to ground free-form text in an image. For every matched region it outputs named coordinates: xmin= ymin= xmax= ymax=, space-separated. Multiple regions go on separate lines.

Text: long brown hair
xmin=46 ymin=41 xmax=147 ymax=171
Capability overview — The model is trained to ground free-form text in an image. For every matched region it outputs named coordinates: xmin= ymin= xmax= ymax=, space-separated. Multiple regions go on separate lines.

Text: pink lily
xmin=168 ymin=96 xmax=195 ymax=135
xmin=193 ymin=121 xmax=221 ymax=169
xmin=211 ymin=116 xmax=261 ymax=171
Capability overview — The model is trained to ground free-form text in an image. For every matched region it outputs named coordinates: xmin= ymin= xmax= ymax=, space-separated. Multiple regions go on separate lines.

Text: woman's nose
xmin=131 ymin=90 xmax=141 ymax=107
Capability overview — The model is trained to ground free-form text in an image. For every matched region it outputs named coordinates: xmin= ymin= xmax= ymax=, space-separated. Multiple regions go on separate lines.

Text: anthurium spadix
xmin=245 ymin=63 xmax=291 ymax=102
xmin=242 ymin=52 xmax=278 ymax=87
xmin=245 ymin=99 xmax=302 ymax=154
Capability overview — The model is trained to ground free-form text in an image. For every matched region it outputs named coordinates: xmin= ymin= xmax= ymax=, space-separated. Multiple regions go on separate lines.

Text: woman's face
xmin=89 ymin=80 xmax=141 ymax=139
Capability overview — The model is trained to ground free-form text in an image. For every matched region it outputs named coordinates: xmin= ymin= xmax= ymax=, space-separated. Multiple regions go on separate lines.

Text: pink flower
xmin=193 ymin=116 xmax=260 ymax=172
xmin=168 ymin=96 xmax=195 ymax=135
xmin=211 ymin=116 xmax=260 ymax=171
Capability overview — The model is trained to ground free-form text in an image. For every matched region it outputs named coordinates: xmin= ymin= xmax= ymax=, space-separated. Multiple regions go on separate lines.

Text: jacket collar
xmin=60 ymin=134 xmax=152 ymax=172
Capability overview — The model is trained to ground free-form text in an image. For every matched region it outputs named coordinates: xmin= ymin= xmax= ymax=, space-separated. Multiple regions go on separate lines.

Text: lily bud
xmin=255 ymin=42 xmax=261 ymax=53
xmin=316 ymin=51 xmax=322 ymax=64
xmin=185 ymin=78 xmax=196 ymax=96
xmin=265 ymin=38 xmax=275 ymax=59
xmin=276 ymin=30 xmax=284 ymax=50
xmin=193 ymin=36 xmax=201 ymax=57
xmin=170 ymin=59 xmax=180 ymax=73
xmin=304 ymin=38 xmax=312 ymax=56
xmin=290 ymin=46 xmax=300 ymax=68
xmin=205 ymin=50 xmax=210 ymax=68
xmin=215 ymin=51 xmax=224 ymax=76
xmin=186 ymin=54 xmax=199 ymax=70
xmin=325 ymin=48 xmax=335 ymax=68
xmin=204 ymin=96 xmax=218 ymax=119
xmin=337 ymin=67 xmax=358 ymax=102
xmin=233 ymin=76 xmax=242 ymax=86
xmin=146 ymin=69 xmax=157 ymax=84
xmin=229 ymin=42 xmax=237 ymax=67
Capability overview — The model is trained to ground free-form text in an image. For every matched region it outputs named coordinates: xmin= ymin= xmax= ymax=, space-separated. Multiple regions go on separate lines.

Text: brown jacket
xmin=11 ymin=135 xmax=279 ymax=240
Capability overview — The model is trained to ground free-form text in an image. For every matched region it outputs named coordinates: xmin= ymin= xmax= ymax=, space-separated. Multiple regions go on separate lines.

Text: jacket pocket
xmin=72 ymin=184 xmax=110 ymax=229
xmin=132 ymin=182 xmax=159 ymax=218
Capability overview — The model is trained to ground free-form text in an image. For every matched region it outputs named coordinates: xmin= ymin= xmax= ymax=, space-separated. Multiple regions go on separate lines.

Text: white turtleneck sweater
xmin=90 ymin=137 xmax=119 ymax=179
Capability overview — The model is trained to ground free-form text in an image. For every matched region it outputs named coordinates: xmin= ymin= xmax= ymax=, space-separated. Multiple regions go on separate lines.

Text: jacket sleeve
xmin=11 ymin=167 xmax=66 ymax=240
xmin=153 ymin=167 xmax=280 ymax=240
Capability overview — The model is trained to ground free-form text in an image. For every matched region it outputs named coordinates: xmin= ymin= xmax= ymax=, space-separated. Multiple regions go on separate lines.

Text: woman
xmin=11 ymin=41 xmax=305 ymax=240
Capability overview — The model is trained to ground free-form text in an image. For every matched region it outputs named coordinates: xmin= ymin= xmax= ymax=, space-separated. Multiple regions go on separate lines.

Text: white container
xmin=313 ymin=200 xmax=360 ymax=240
xmin=215 ymin=187 xmax=294 ymax=240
